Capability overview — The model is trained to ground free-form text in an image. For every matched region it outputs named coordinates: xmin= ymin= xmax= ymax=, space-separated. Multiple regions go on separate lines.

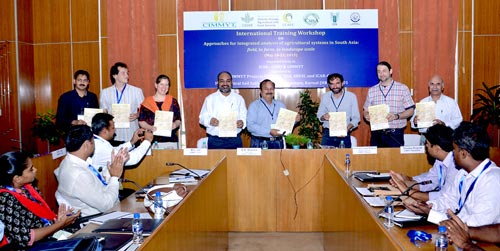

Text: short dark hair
xmin=91 ymin=113 xmax=114 ymax=135
xmin=217 ymin=71 xmax=232 ymax=81
xmin=110 ymin=62 xmax=128 ymax=84
xmin=0 ymin=151 xmax=33 ymax=186
xmin=65 ymin=125 xmax=94 ymax=152
xmin=259 ymin=79 xmax=275 ymax=90
xmin=327 ymin=73 xmax=344 ymax=83
xmin=423 ymin=124 xmax=454 ymax=152
xmin=377 ymin=61 xmax=392 ymax=71
xmin=74 ymin=69 xmax=90 ymax=82
xmin=453 ymin=122 xmax=490 ymax=161
xmin=156 ymin=74 xmax=170 ymax=85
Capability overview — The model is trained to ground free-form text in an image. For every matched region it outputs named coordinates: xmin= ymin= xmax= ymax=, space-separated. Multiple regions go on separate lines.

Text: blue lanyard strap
xmin=259 ymin=99 xmax=275 ymax=120
xmin=88 ymin=164 xmax=108 ymax=186
xmin=115 ymin=83 xmax=127 ymax=104
xmin=330 ymin=90 xmax=345 ymax=112
xmin=457 ymin=161 xmax=492 ymax=213
xmin=438 ymin=164 xmax=443 ymax=190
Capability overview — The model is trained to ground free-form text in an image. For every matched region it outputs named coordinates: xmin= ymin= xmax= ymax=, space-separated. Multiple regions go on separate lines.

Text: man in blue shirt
xmin=317 ymin=73 xmax=360 ymax=147
xmin=247 ymin=79 xmax=289 ymax=149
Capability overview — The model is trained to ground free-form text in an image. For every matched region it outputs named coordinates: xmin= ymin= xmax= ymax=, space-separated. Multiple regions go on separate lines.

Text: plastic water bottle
xmin=261 ymin=140 xmax=268 ymax=149
xmin=435 ymin=225 xmax=448 ymax=250
xmin=384 ymin=196 xmax=394 ymax=228
xmin=154 ymin=191 xmax=164 ymax=219
xmin=153 ymin=141 xmax=159 ymax=149
xmin=132 ymin=213 xmax=144 ymax=245
xmin=344 ymin=154 xmax=351 ymax=177
xmin=339 ymin=140 xmax=345 ymax=148
xmin=306 ymin=140 xmax=313 ymax=149
xmin=201 ymin=141 xmax=208 ymax=149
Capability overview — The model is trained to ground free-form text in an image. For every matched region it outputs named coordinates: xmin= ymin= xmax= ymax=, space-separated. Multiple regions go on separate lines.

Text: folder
xmin=92 ymin=218 xmax=163 ymax=236
xmin=353 ymin=172 xmax=391 ymax=182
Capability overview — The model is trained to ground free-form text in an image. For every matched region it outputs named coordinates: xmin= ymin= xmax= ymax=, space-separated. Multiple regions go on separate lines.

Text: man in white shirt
xmin=91 ymin=113 xmax=153 ymax=172
xmin=411 ymin=75 xmax=463 ymax=132
xmin=54 ymin=125 xmax=128 ymax=217
xmin=390 ymin=124 xmax=457 ymax=201
xmin=405 ymin=122 xmax=500 ymax=227
xmin=100 ymin=62 xmax=145 ymax=142
xmin=199 ymin=71 xmax=247 ymax=149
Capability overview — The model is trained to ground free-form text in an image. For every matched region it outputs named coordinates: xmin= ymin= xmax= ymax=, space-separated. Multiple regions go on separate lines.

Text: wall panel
xmin=231 ymin=0 xmax=276 ymax=10
xmin=324 ymin=0 xmax=348 ymax=9
xmin=18 ymin=43 xmax=36 ymax=153
xmin=17 ymin=0 xmax=34 ymax=43
xmin=156 ymin=0 xmax=177 ymax=34
xmin=157 ymin=36 xmax=178 ymax=98
xmin=473 ymin=37 xmax=500 ymax=90
xmin=72 ymin=42 xmax=101 ymax=96
xmin=33 ymin=0 xmax=70 ymax=43
xmin=0 ymin=0 xmax=15 ymax=41
xmin=457 ymin=32 xmax=472 ymax=120
xmin=277 ymin=0 xmax=322 ymax=10
xmin=474 ymin=0 xmax=500 ymax=35
xmin=71 ymin=0 xmax=99 ymax=42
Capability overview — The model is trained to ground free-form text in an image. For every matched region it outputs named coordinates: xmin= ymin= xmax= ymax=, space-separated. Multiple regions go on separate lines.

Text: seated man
xmin=404 ymin=122 xmax=500 ymax=227
xmin=55 ymin=125 xmax=128 ymax=216
xmin=390 ymin=124 xmax=457 ymax=201
xmin=441 ymin=209 xmax=500 ymax=251
xmin=91 ymin=112 xmax=153 ymax=171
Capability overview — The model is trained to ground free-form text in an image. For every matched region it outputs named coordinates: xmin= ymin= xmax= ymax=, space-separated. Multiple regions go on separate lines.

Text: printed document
xmin=112 ymin=104 xmax=131 ymax=128
xmin=328 ymin=111 xmax=347 ymax=137
xmin=218 ymin=111 xmax=237 ymax=137
xmin=154 ymin=110 xmax=173 ymax=137
xmin=273 ymin=108 xmax=297 ymax=135
xmin=83 ymin=108 xmax=103 ymax=126
xmin=415 ymin=102 xmax=435 ymax=128
xmin=368 ymin=104 xmax=389 ymax=131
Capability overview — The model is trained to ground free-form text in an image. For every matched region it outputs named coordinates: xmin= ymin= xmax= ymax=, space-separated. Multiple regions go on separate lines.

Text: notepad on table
xmin=89 ymin=211 xmax=132 ymax=225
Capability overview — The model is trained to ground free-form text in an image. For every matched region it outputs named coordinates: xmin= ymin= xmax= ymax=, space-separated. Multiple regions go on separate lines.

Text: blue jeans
xmin=250 ymin=136 xmax=284 ymax=149
xmin=321 ymin=129 xmax=351 ymax=148
xmin=370 ymin=128 xmax=404 ymax=147
xmin=207 ymin=134 xmax=242 ymax=149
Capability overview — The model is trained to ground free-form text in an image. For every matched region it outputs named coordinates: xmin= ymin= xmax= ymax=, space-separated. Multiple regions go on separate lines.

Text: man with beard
xmin=199 ymin=71 xmax=247 ymax=149
xmin=411 ymin=74 xmax=463 ymax=133
xmin=247 ymin=79 xmax=289 ymax=149
xmin=56 ymin=70 xmax=99 ymax=134
xmin=363 ymin=61 xmax=415 ymax=147
xmin=317 ymin=73 xmax=360 ymax=148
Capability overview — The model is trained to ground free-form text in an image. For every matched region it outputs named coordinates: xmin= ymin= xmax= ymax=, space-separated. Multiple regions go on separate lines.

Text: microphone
xmin=119 ymin=178 xmax=170 ymax=215
xmin=165 ymin=162 xmax=202 ymax=179
xmin=377 ymin=180 xmax=432 ymax=216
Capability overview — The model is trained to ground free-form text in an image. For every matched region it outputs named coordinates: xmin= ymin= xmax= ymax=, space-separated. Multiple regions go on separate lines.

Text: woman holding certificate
xmin=139 ymin=74 xmax=182 ymax=144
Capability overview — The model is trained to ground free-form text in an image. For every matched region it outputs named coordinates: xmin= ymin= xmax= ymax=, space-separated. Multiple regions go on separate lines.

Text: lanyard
xmin=378 ymin=81 xmax=394 ymax=101
xmin=330 ymin=91 xmax=345 ymax=112
xmin=259 ymin=99 xmax=276 ymax=120
xmin=88 ymin=164 xmax=108 ymax=186
xmin=438 ymin=164 xmax=443 ymax=190
xmin=457 ymin=161 xmax=492 ymax=213
xmin=115 ymin=83 xmax=127 ymax=104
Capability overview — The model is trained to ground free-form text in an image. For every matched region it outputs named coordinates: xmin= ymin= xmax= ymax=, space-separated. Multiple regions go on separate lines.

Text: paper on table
xmin=273 ymin=108 xmax=297 ymax=135
xmin=154 ymin=110 xmax=173 ymax=137
xmin=112 ymin=104 xmax=131 ymax=128
xmin=368 ymin=104 xmax=389 ymax=131
xmin=354 ymin=187 xmax=374 ymax=196
xmin=415 ymin=102 xmax=436 ymax=128
xmin=83 ymin=108 xmax=103 ymax=126
xmin=328 ymin=112 xmax=347 ymax=137
xmin=170 ymin=169 xmax=210 ymax=177
xmin=89 ymin=211 xmax=132 ymax=224
xmin=366 ymin=172 xmax=391 ymax=178
xmin=362 ymin=196 xmax=386 ymax=207
xmin=169 ymin=176 xmax=196 ymax=183
xmin=394 ymin=209 xmax=423 ymax=220
xmin=218 ymin=111 xmax=237 ymax=137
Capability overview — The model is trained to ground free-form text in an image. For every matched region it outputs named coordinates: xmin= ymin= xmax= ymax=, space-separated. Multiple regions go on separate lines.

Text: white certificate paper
xmin=415 ymin=102 xmax=436 ymax=128
xmin=111 ymin=104 xmax=130 ymax=128
xmin=154 ymin=110 xmax=173 ymax=137
xmin=368 ymin=104 xmax=389 ymax=131
xmin=328 ymin=112 xmax=347 ymax=137
xmin=273 ymin=108 xmax=297 ymax=135
xmin=218 ymin=111 xmax=237 ymax=137
xmin=83 ymin=108 xmax=103 ymax=126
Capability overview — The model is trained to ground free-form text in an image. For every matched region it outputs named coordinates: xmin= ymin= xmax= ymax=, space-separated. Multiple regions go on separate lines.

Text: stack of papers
xmin=168 ymin=176 xmax=197 ymax=183
xmin=169 ymin=169 xmax=210 ymax=178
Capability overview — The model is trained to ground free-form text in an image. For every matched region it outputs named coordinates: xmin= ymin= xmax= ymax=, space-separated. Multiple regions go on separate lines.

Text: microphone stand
xmin=165 ymin=162 xmax=202 ymax=179
xmin=376 ymin=180 xmax=432 ymax=216
xmin=120 ymin=178 xmax=170 ymax=215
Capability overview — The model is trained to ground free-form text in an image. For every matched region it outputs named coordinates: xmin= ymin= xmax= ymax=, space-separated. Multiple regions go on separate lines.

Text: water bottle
xmin=132 ymin=213 xmax=144 ymax=245
xmin=201 ymin=141 xmax=208 ymax=149
xmin=384 ymin=196 xmax=394 ymax=228
xmin=261 ymin=140 xmax=268 ymax=149
xmin=153 ymin=141 xmax=159 ymax=149
xmin=344 ymin=153 xmax=351 ymax=177
xmin=339 ymin=140 xmax=345 ymax=148
xmin=306 ymin=140 xmax=313 ymax=149
xmin=435 ymin=225 xmax=448 ymax=251
xmin=154 ymin=191 xmax=164 ymax=219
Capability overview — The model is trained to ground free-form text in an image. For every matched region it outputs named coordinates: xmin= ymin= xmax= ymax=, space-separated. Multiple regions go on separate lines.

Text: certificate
xmin=83 ymin=108 xmax=103 ymax=126
xmin=273 ymin=108 xmax=297 ymax=135
xmin=368 ymin=104 xmax=389 ymax=131
xmin=154 ymin=111 xmax=173 ymax=137
xmin=328 ymin=112 xmax=347 ymax=137
xmin=415 ymin=102 xmax=435 ymax=128
xmin=111 ymin=104 xmax=130 ymax=128
xmin=218 ymin=111 xmax=237 ymax=137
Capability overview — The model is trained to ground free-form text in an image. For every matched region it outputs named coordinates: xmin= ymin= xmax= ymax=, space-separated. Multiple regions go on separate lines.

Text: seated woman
xmin=0 ymin=151 xmax=80 ymax=249
xmin=139 ymin=74 xmax=182 ymax=144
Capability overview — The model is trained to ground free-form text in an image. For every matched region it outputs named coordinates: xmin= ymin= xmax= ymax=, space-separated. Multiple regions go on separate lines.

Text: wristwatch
xmin=395 ymin=114 xmax=400 ymax=119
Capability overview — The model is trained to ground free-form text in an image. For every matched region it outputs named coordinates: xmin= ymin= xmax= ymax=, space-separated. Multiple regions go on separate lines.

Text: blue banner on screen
xmin=184 ymin=10 xmax=378 ymax=89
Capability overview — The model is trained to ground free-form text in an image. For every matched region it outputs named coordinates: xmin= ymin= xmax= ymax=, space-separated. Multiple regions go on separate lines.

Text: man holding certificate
xmin=317 ymin=73 xmax=360 ymax=148
xmin=363 ymin=61 xmax=415 ymax=147
xmin=411 ymin=74 xmax=463 ymax=133
xmin=199 ymin=71 xmax=247 ymax=149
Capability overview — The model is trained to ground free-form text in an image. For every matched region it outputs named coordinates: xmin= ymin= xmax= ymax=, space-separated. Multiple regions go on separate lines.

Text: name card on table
xmin=352 ymin=146 xmax=377 ymax=155
xmin=237 ymin=148 xmax=262 ymax=156
xmin=184 ymin=148 xmax=208 ymax=156
xmin=400 ymin=146 xmax=425 ymax=154
xmin=52 ymin=148 xmax=67 ymax=159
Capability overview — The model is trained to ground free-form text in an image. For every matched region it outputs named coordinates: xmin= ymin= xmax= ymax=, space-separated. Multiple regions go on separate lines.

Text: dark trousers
xmin=250 ymin=136 xmax=284 ymax=149
xmin=370 ymin=128 xmax=404 ymax=147
xmin=321 ymin=129 xmax=352 ymax=148
xmin=207 ymin=134 xmax=242 ymax=149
